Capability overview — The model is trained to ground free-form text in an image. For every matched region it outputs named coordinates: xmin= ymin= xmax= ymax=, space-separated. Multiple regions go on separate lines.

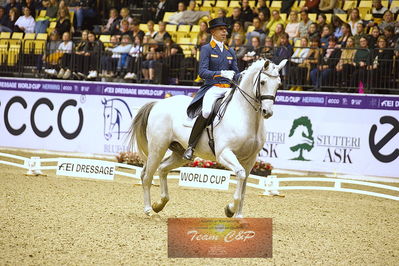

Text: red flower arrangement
xmin=116 ymin=152 xmax=273 ymax=176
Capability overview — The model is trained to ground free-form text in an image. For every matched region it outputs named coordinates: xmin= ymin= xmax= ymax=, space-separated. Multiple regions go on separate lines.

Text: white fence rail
xmin=0 ymin=153 xmax=398 ymax=201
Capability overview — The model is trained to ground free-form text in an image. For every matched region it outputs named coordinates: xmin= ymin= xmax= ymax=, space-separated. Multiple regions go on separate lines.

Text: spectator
xmin=72 ymin=29 xmax=89 ymax=79
xmin=261 ymin=36 xmax=274 ymax=60
xmin=266 ymin=10 xmax=285 ymax=37
xmin=232 ymin=34 xmax=246 ymax=71
xmin=145 ymin=20 xmax=157 ymax=39
xmin=330 ymin=15 xmax=344 ymax=38
xmin=289 ymin=37 xmax=310 ymax=90
xmin=227 ymin=7 xmax=244 ymax=29
xmin=0 ymin=6 xmax=12 ymax=32
xmin=370 ymin=35 xmax=394 ymax=89
xmin=124 ymin=35 xmax=143 ymax=80
xmin=6 ymin=7 xmax=19 ymax=32
xmin=348 ymin=8 xmax=362 ymax=35
xmin=337 ymin=23 xmax=352 ymax=47
xmin=320 ymin=24 xmax=332 ymax=48
xmin=307 ymin=22 xmax=320 ymax=39
xmin=371 ymin=0 xmax=388 ymax=22
xmin=285 ymin=10 xmax=300 ymax=41
xmin=378 ymin=10 xmax=397 ymax=32
xmin=22 ymin=0 xmax=37 ymax=19
xmin=353 ymin=22 xmax=367 ymax=47
xmin=119 ymin=7 xmax=133 ymax=28
xmin=56 ymin=31 xmax=74 ymax=79
xmin=169 ymin=2 xmax=209 ymax=25
xmin=45 ymin=0 xmax=58 ymax=18
xmin=241 ymin=0 xmax=254 ymax=27
xmin=246 ymin=17 xmax=267 ymax=45
xmin=33 ymin=0 xmax=58 ymax=33
xmin=115 ymin=19 xmax=133 ymax=39
xmin=367 ymin=25 xmax=381 ymax=48
xmin=302 ymin=0 xmax=320 ymax=14
xmin=84 ymin=31 xmax=104 ymax=79
xmin=318 ymin=0 xmax=340 ymax=14
xmin=310 ymin=35 xmax=341 ymax=90
xmin=101 ymin=8 xmax=120 ymax=35
xmin=72 ymin=0 xmax=97 ymax=31
xmin=253 ymin=0 xmax=270 ymax=22
xmin=281 ymin=0 xmax=296 ymax=14
xmin=141 ymin=38 xmax=162 ymax=83
xmin=109 ymin=34 xmax=133 ymax=78
xmin=271 ymin=23 xmax=285 ymax=44
xmin=228 ymin=21 xmax=245 ymax=47
xmin=152 ymin=0 xmax=174 ymax=23
xmin=131 ymin=20 xmax=145 ymax=41
xmin=168 ymin=1 xmax=186 ymax=24
xmin=42 ymin=30 xmax=61 ymax=76
xmin=301 ymin=37 xmax=321 ymax=86
xmin=316 ymin=13 xmax=327 ymax=32
xmin=335 ymin=36 xmax=356 ymax=88
xmin=196 ymin=21 xmax=210 ymax=46
xmin=241 ymin=36 xmax=262 ymax=68
xmin=153 ymin=21 xmax=172 ymax=43
xmin=100 ymin=35 xmax=119 ymax=78
xmin=297 ymin=10 xmax=313 ymax=39
xmin=257 ymin=10 xmax=268 ymax=29
xmin=4 ymin=0 xmax=21 ymax=14
xmin=351 ymin=36 xmax=372 ymax=89
xmin=383 ymin=25 xmax=398 ymax=48
xmin=54 ymin=6 xmax=71 ymax=36
xmin=14 ymin=6 xmax=35 ymax=33
xmin=216 ymin=8 xmax=227 ymax=20
xmin=272 ymin=32 xmax=293 ymax=65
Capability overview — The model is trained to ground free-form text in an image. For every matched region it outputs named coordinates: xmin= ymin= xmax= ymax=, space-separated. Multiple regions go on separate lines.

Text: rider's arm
xmin=198 ymin=45 xmax=221 ymax=79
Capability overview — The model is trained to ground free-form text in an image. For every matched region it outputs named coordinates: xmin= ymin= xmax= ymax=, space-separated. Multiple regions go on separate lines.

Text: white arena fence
xmin=1 ymin=152 xmax=398 ymax=201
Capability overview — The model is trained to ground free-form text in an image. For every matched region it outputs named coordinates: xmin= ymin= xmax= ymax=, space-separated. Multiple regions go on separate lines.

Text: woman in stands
xmin=228 ymin=21 xmax=245 ymax=47
xmin=141 ymin=38 xmax=162 ymax=83
xmin=285 ymin=10 xmax=300 ymax=41
xmin=289 ymin=37 xmax=310 ymax=91
xmin=56 ymin=31 xmax=74 ymax=79
xmin=330 ymin=15 xmax=344 ymax=38
xmin=337 ymin=23 xmax=352 ymax=47
xmin=72 ymin=29 xmax=89 ymax=79
xmin=301 ymin=37 xmax=321 ymax=89
xmin=316 ymin=13 xmax=327 ymax=33
xmin=153 ymin=21 xmax=171 ymax=43
xmin=241 ymin=36 xmax=262 ymax=69
xmin=335 ymin=36 xmax=356 ymax=89
xmin=348 ymin=8 xmax=363 ymax=35
xmin=197 ymin=21 xmax=210 ymax=46
xmin=145 ymin=20 xmax=157 ymax=39
xmin=351 ymin=36 xmax=372 ymax=90
xmin=378 ymin=10 xmax=397 ymax=32
xmin=100 ymin=35 xmax=119 ymax=78
xmin=124 ymin=35 xmax=143 ymax=80
xmin=370 ymin=35 xmax=394 ymax=90
xmin=261 ymin=36 xmax=274 ymax=60
xmin=320 ymin=24 xmax=332 ymax=49
xmin=101 ymin=8 xmax=120 ymax=35
xmin=42 ymin=30 xmax=61 ymax=76
xmin=82 ymin=31 xmax=104 ymax=79
xmin=14 ymin=6 xmax=35 ymax=33
xmin=307 ymin=22 xmax=320 ymax=40
xmin=367 ymin=25 xmax=381 ymax=49
xmin=55 ymin=6 xmax=71 ymax=36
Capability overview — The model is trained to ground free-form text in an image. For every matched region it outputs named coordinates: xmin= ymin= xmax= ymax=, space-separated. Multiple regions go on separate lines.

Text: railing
xmin=0 ymin=40 xmax=398 ymax=94
xmin=0 ymin=152 xmax=398 ymax=201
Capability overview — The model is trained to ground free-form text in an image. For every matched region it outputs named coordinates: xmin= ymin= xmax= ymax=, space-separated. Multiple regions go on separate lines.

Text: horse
xmin=102 ymin=98 xmax=133 ymax=141
xmin=129 ymin=58 xmax=287 ymax=218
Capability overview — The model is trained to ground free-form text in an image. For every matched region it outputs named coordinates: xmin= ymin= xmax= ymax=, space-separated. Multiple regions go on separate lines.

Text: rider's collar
xmin=210 ymin=38 xmax=228 ymax=51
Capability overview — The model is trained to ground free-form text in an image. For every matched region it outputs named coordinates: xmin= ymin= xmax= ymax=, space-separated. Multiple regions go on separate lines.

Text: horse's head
xmin=245 ymin=59 xmax=287 ymax=119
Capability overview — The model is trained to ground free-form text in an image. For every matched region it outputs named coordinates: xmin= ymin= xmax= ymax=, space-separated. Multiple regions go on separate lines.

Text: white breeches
xmin=202 ymin=86 xmax=231 ymax=119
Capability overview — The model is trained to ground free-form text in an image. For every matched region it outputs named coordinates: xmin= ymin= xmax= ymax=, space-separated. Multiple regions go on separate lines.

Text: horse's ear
xmin=277 ymin=59 xmax=288 ymax=70
xmin=263 ymin=60 xmax=270 ymax=70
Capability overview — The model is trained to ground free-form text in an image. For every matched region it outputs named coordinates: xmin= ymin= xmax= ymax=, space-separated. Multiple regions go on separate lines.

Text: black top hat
xmin=207 ymin=17 xmax=229 ymax=33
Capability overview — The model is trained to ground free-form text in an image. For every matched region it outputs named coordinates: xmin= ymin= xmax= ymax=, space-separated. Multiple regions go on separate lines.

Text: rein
xmin=230 ymin=69 xmax=278 ymax=113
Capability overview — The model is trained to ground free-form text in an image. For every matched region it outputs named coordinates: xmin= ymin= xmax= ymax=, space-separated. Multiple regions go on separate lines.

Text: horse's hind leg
xmin=152 ymin=152 xmax=186 ymax=213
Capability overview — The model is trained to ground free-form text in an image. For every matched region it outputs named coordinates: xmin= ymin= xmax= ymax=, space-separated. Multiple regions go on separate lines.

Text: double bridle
xmin=230 ymin=69 xmax=279 ymax=112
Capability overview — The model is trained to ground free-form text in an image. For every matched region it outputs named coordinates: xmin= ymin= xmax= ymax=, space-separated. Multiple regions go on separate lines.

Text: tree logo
xmin=288 ymin=116 xmax=314 ymax=161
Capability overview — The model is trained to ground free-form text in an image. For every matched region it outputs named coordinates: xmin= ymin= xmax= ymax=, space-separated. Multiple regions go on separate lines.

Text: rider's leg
xmin=183 ymin=86 xmax=230 ymax=160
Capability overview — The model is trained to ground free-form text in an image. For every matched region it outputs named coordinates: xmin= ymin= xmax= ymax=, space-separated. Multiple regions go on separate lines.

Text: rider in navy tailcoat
xmin=183 ymin=17 xmax=240 ymax=160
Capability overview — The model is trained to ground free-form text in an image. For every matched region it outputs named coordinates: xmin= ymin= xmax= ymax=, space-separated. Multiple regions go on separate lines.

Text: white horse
xmin=129 ymin=59 xmax=287 ymax=218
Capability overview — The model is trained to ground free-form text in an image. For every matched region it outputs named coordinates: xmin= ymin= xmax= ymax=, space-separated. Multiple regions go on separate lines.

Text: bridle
xmin=230 ymin=68 xmax=280 ymax=113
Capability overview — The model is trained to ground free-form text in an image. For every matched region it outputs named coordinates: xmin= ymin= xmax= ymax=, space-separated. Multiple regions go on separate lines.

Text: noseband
xmin=232 ymin=69 xmax=279 ymax=112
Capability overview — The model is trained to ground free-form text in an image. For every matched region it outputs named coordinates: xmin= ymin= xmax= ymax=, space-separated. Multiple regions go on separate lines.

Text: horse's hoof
xmin=225 ymin=204 xmax=234 ymax=218
xmin=152 ymin=202 xmax=163 ymax=213
xmin=144 ymin=207 xmax=152 ymax=216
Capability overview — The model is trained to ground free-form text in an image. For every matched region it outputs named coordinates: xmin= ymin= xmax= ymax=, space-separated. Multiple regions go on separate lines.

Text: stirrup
xmin=183 ymin=147 xmax=194 ymax=160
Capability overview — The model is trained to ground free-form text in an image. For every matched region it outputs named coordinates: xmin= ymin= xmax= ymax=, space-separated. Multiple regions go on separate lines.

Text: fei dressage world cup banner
xmin=0 ymin=78 xmax=397 ymax=179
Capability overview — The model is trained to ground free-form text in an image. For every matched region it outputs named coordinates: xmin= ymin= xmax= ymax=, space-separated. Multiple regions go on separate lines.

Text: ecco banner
xmin=179 ymin=167 xmax=231 ymax=190
xmin=56 ymin=158 xmax=115 ymax=180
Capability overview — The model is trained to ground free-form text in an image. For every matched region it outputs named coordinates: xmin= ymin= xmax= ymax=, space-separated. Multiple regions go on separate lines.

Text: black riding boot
xmin=182 ymin=115 xmax=208 ymax=160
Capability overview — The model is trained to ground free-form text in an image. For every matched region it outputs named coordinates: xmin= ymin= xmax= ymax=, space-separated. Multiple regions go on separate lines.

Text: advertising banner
xmin=0 ymin=78 xmax=398 ymax=178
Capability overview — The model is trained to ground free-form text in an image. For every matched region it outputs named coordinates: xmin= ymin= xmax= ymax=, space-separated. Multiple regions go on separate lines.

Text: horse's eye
xmin=260 ymin=81 xmax=265 ymax=85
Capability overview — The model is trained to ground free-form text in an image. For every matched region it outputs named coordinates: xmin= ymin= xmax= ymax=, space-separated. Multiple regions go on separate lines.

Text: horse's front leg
xmin=217 ymin=149 xmax=247 ymax=218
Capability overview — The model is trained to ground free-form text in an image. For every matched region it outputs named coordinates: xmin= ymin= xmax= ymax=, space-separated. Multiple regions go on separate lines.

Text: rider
xmin=183 ymin=17 xmax=240 ymax=160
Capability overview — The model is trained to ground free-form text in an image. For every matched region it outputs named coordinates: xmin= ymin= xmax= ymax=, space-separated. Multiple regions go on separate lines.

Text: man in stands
xmin=183 ymin=17 xmax=240 ymax=160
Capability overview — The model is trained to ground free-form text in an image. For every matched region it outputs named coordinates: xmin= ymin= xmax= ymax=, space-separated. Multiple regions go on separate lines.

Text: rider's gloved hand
xmin=221 ymin=70 xmax=235 ymax=80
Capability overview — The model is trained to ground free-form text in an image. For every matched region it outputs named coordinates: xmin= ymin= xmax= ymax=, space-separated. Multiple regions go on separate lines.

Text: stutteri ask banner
xmin=0 ymin=78 xmax=398 ymax=178
xmin=259 ymin=105 xmax=398 ymax=178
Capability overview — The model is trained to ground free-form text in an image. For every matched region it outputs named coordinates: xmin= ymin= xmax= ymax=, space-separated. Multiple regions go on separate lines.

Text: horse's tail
xmin=129 ymin=101 xmax=156 ymax=160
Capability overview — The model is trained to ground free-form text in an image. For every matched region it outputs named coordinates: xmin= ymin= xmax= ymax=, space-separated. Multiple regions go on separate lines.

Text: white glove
xmin=221 ymin=70 xmax=235 ymax=80
xmin=246 ymin=51 xmax=256 ymax=57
